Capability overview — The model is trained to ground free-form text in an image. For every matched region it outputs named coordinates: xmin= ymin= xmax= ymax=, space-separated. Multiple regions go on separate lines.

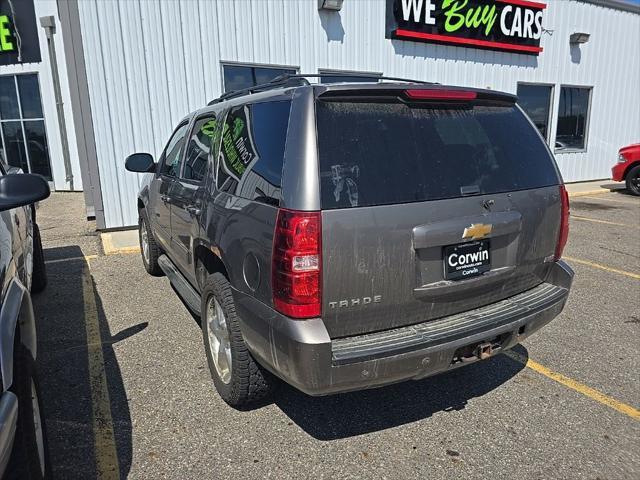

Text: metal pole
xmin=39 ymin=15 xmax=74 ymax=189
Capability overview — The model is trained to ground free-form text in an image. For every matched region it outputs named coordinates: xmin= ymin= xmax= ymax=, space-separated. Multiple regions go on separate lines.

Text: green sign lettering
xmin=0 ymin=15 xmax=15 ymax=52
xmin=442 ymin=0 xmax=497 ymax=36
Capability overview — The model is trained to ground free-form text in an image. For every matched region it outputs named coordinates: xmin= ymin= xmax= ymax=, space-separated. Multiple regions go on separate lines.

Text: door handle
xmin=186 ymin=205 xmax=201 ymax=217
xmin=160 ymin=194 xmax=171 ymax=203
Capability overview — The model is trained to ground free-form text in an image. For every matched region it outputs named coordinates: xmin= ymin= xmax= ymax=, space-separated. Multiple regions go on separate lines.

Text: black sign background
xmin=0 ymin=0 xmax=41 ymax=66
xmin=385 ymin=0 xmax=545 ymax=55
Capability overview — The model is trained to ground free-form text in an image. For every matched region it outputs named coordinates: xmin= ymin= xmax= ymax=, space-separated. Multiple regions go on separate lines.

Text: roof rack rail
xmin=207 ymin=72 xmax=433 ymax=106
xmin=207 ymin=75 xmax=310 ymax=105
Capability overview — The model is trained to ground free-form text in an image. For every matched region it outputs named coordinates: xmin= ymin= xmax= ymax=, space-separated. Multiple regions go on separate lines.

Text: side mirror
xmin=0 ymin=174 xmax=51 ymax=212
xmin=125 ymin=153 xmax=156 ymax=173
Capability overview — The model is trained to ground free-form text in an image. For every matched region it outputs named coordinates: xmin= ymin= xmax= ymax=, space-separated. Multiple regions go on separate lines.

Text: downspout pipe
xmin=39 ymin=15 xmax=74 ymax=190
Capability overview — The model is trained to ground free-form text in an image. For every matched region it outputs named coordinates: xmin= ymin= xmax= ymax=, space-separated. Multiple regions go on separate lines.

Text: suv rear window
xmin=316 ymin=101 xmax=559 ymax=209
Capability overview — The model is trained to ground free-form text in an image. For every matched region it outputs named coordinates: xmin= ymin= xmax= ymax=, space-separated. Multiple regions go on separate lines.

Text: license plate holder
xmin=443 ymin=240 xmax=491 ymax=281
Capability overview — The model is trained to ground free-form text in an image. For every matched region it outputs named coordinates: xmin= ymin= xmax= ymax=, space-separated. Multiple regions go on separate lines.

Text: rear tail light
xmin=405 ymin=89 xmax=477 ymax=101
xmin=555 ymin=185 xmax=570 ymax=261
xmin=272 ymin=209 xmax=321 ymax=318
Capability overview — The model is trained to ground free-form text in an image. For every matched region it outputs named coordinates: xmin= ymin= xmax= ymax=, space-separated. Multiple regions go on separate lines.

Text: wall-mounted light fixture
xmin=318 ymin=0 xmax=344 ymax=11
xmin=569 ymin=32 xmax=590 ymax=44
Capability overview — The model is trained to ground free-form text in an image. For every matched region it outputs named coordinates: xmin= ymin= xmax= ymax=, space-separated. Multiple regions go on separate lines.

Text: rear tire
xmin=6 ymin=345 xmax=51 ymax=480
xmin=139 ymin=211 xmax=163 ymax=276
xmin=201 ymin=273 xmax=275 ymax=408
xmin=625 ymin=165 xmax=640 ymax=196
xmin=31 ymin=224 xmax=47 ymax=293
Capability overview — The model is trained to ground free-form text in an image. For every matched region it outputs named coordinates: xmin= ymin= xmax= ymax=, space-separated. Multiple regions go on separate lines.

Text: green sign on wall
xmin=0 ymin=0 xmax=41 ymax=65
xmin=0 ymin=14 xmax=14 ymax=52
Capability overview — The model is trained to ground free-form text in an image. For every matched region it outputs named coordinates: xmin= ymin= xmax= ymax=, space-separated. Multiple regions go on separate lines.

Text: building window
xmin=318 ymin=69 xmax=382 ymax=84
xmin=555 ymin=86 xmax=592 ymax=151
xmin=516 ymin=83 xmax=553 ymax=142
xmin=0 ymin=74 xmax=52 ymax=180
xmin=222 ymin=63 xmax=297 ymax=93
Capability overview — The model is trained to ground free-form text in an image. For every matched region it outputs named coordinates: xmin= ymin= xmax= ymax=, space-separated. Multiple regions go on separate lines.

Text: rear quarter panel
xmin=201 ymin=192 xmax=278 ymax=306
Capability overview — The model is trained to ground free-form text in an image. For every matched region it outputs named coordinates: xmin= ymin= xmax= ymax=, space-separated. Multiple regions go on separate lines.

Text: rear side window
xmin=316 ymin=101 xmax=559 ymax=209
xmin=217 ymin=100 xmax=291 ymax=205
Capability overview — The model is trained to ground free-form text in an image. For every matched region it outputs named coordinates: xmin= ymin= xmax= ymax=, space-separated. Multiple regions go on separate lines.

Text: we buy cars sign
xmin=386 ymin=0 xmax=546 ymax=55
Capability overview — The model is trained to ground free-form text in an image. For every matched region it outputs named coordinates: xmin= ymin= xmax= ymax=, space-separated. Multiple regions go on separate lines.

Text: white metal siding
xmin=76 ymin=0 xmax=640 ymax=228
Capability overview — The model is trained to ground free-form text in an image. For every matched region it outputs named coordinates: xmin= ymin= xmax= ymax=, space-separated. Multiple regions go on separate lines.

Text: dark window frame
xmin=554 ymin=85 xmax=593 ymax=153
xmin=318 ymin=68 xmax=383 ymax=84
xmin=516 ymin=82 xmax=554 ymax=144
xmin=220 ymin=61 xmax=299 ymax=93
xmin=0 ymin=73 xmax=52 ymax=180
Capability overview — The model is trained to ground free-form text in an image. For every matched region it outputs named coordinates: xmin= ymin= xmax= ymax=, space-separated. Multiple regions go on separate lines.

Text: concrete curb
xmin=101 ymin=231 xmax=140 ymax=255
xmin=568 ymin=189 xmax=614 ymax=198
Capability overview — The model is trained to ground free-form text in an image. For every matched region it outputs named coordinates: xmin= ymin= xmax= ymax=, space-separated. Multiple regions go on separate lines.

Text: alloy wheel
xmin=141 ymin=223 xmax=149 ymax=264
xmin=630 ymin=172 xmax=640 ymax=195
xmin=206 ymin=296 xmax=232 ymax=384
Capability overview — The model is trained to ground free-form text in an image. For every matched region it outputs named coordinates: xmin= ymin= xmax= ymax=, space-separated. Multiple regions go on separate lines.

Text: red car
xmin=612 ymin=143 xmax=640 ymax=196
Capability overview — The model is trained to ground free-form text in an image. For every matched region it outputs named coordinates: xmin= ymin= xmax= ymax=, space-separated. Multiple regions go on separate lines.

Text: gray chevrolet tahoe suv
xmin=126 ymin=75 xmax=574 ymax=408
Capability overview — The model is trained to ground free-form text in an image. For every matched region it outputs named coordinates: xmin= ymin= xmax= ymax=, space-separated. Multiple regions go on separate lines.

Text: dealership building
xmin=0 ymin=0 xmax=638 ymax=229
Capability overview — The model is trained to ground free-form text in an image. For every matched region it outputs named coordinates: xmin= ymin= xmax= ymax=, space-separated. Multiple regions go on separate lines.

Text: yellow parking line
xmin=81 ymin=261 xmax=121 ymax=479
xmin=45 ymin=251 xmax=139 ymax=265
xmin=580 ymin=195 xmax=639 ymax=205
xmin=106 ymin=247 xmax=140 ymax=255
xmin=45 ymin=254 xmax=98 ymax=265
xmin=568 ymin=189 xmax=612 ymax=198
xmin=563 ymin=256 xmax=640 ymax=280
xmin=571 ymin=215 xmax=639 ymax=229
xmin=505 ymin=350 xmax=640 ymax=420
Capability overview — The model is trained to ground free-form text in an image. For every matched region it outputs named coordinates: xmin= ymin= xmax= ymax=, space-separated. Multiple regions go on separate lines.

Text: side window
xmin=182 ymin=115 xmax=219 ymax=183
xmin=159 ymin=122 xmax=189 ymax=177
xmin=217 ymin=101 xmax=291 ymax=205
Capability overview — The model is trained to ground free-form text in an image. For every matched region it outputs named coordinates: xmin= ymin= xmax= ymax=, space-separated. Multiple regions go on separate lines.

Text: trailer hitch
xmin=474 ymin=343 xmax=493 ymax=360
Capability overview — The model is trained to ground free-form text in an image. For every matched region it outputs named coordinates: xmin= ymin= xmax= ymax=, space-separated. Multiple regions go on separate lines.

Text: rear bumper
xmin=234 ymin=261 xmax=574 ymax=396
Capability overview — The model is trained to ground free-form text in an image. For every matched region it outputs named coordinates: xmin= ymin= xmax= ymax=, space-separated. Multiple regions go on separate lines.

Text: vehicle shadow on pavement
xmin=32 ymin=245 xmax=135 ymax=478
xmin=274 ymin=346 xmax=528 ymax=441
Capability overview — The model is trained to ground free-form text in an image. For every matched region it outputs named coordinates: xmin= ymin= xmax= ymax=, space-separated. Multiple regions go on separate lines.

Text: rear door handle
xmin=186 ymin=205 xmax=201 ymax=217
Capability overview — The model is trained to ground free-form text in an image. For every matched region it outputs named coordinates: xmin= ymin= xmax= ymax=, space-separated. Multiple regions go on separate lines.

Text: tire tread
xmin=31 ymin=224 xmax=47 ymax=293
xmin=140 ymin=211 xmax=163 ymax=276
xmin=202 ymin=273 xmax=273 ymax=407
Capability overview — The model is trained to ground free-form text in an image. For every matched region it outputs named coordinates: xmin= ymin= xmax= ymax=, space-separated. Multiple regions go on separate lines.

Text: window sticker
xmin=220 ymin=105 xmax=259 ymax=181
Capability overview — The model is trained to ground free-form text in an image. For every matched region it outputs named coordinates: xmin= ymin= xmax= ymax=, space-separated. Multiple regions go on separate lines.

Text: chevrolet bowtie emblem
xmin=462 ymin=223 xmax=492 ymax=240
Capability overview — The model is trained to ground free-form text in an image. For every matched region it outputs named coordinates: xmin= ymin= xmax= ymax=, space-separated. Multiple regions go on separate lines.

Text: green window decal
xmin=219 ymin=106 xmax=259 ymax=182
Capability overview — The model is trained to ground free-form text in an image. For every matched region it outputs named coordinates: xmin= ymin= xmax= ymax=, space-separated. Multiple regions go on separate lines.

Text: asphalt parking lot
xmin=33 ymin=190 xmax=639 ymax=479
